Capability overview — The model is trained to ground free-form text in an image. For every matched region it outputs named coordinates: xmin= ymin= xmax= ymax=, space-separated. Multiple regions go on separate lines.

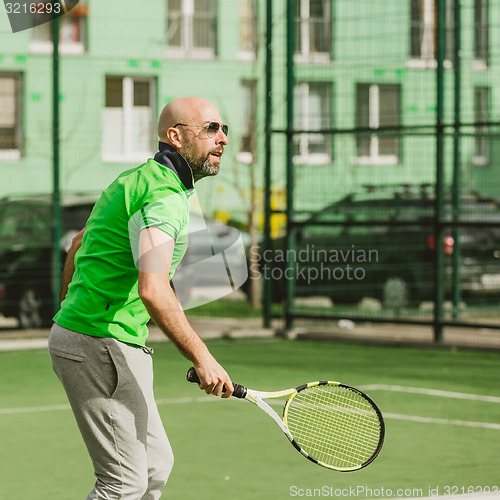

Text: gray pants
xmin=49 ymin=324 xmax=174 ymax=499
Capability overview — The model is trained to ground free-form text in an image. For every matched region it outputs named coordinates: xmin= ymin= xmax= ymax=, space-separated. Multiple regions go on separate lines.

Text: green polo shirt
xmin=54 ymin=149 xmax=194 ymax=346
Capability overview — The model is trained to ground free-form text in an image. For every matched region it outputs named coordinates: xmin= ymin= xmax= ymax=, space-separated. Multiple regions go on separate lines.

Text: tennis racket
xmin=186 ymin=367 xmax=385 ymax=471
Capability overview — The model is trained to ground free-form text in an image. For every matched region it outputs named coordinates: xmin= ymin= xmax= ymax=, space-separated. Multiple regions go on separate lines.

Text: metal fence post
xmin=452 ymin=0 xmax=462 ymax=320
xmin=285 ymin=0 xmax=296 ymax=331
xmin=434 ymin=0 xmax=446 ymax=342
xmin=263 ymin=0 xmax=273 ymax=328
xmin=52 ymin=15 xmax=62 ymax=316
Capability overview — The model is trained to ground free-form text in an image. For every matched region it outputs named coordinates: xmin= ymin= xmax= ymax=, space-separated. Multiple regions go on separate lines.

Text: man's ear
xmin=166 ymin=126 xmax=182 ymax=149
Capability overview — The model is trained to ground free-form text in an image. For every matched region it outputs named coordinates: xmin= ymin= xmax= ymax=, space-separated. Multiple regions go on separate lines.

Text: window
xmin=294 ymin=82 xmax=332 ymax=164
xmin=295 ymin=0 xmax=332 ymax=62
xmin=473 ymin=87 xmax=489 ymax=165
xmin=474 ymin=0 xmax=489 ymax=66
xmin=30 ymin=0 xmax=88 ymax=55
xmin=0 ymin=73 xmax=22 ymax=160
xmin=410 ymin=0 xmax=454 ymax=67
xmin=167 ymin=0 xmax=217 ymax=59
xmin=102 ymin=76 xmax=156 ymax=163
xmin=238 ymin=80 xmax=257 ymax=163
xmin=239 ymin=0 xmax=258 ymax=60
xmin=356 ymin=83 xmax=401 ymax=165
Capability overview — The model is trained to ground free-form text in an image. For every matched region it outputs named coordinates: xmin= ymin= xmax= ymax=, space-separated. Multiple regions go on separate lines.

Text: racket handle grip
xmin=186 ymin=367 xmax=247 ymax=399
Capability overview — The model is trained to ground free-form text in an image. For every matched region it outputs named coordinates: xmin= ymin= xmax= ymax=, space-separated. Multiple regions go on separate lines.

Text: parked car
xmin=0 ymin=195 xmax=251 ymax=328
xmin=171 ymin=212 xmax=251 ymax=309
xmin=0 ymin=194 xmax=96 ymax=329
xmin=265 ymin=184 xmax=500 ymax=307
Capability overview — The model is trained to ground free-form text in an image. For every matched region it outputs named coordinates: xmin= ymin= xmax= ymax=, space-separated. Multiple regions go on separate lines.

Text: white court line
xmin=383 ymin=412 xmax=500 ymax=430
xmin=361 ymin=384 xmax=500 ymax=403
xmin=0 ymin=404 xmax=70 ymax=415
xmin=155 ymin=396 xmax=223 ymax=405
xmin=1 ymin=394 xmax=499 ymax=431
xmin=0 ymin=397 xmax=214 ymax=416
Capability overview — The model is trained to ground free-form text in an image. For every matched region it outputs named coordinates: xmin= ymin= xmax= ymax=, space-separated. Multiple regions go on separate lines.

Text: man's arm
xmin=137 ymin=227 xmax=234 ymax=398
xmin=59 ymin=228 xmax=85 ymax=306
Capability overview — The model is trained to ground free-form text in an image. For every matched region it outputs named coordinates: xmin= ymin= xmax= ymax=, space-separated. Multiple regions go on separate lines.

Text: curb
xmin=0 ymin=338 xmax=49 ymax=352
xmin=1 ymin=319 xmax=499 ymax=351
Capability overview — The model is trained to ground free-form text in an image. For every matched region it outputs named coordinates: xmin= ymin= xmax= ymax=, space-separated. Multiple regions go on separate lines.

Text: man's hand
xmin=192 ymin=358 xmax=234 ymax=398
xmin=59 ymin=228 xmax=85 ymax=306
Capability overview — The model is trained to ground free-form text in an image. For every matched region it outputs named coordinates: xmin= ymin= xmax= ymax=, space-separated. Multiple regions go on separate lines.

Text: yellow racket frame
xmin=281 ymin=381 xmax=385 ymax=471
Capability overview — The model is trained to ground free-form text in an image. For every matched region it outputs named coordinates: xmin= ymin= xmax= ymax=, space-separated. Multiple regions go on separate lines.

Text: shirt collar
xmin=153 ymin=142 xmax=194 ymax=191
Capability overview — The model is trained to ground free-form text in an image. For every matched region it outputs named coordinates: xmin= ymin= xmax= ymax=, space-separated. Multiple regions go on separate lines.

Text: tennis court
xmin=0 ymin=337 xmax=498 ymax=500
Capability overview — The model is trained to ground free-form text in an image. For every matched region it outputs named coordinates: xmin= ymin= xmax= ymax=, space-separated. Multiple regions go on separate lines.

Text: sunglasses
xmin=175 ymin=122 xmax=229 ymax=138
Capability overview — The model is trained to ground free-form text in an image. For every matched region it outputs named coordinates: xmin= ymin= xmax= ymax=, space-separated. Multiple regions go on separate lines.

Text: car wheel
xmin=382 ymin=276 xmax=410 ymax=309
xmin=18 ymin=287 xmax=44 ymax=329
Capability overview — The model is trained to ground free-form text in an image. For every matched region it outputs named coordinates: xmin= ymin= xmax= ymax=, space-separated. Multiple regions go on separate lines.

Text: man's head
xmin=158 ymin=97 xmax=229 ymax=182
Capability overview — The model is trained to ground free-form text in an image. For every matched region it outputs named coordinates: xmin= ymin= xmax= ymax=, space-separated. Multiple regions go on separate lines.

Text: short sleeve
xmin=128 ymin=188 xmax=189 ymax=268
xmin=139 ymin=193 xmax=186 ymax=240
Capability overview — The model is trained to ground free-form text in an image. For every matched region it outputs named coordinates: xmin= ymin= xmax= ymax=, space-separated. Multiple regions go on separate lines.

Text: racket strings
xmin=285 ymin=385 xmax=382 ymax=469
xmin=310 ymin=391 xmax=379 ymax=465
xmin=302 ymin=390 xmax=379 ymax=466
xmin=289 ymin=393 xmax=376 ymax=467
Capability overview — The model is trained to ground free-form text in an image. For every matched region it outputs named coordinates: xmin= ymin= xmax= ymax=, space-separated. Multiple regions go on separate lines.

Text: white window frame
xmin=102 ymin=76 xmax=156 ymax=164
xmin=237 ymin=80 xmax=257 ymax=164
xmin=0 ymin=73 xmax=22 ymax=161
xmin=166 ymin=0 xmax=217 ymax=60
xmin=295 ymin=0 xmax=332 ymax=64
xmin=293 ymin=82 xmax=332 ymax=165
xmin=29 ymin=1 xmax=88 ymax=55
xmin=238 ymin=0 xmax=258 ymax=61
xmin=473 ymin=0 xmax=489 ymax=70
xmin=408 ymin=0 xmax=454 ymax=70
xmin=472 ymin=86 xmax=490 ymax=166
xmin=355 ymin=84 xmax=400 ymax=166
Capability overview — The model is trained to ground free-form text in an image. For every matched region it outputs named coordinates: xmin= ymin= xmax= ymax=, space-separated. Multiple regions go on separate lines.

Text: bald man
xmin=49 ymin=97 xmax=232 ymax=499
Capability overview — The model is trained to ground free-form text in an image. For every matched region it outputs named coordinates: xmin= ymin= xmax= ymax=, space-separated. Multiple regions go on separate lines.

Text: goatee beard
xmin=185 ymin=152 xmax=220 ymax=181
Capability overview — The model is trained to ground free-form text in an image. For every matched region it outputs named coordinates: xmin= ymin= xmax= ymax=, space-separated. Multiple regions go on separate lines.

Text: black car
xmin=0 ymin=194 xmax=96 ymax=329
xmin=265 ymin=185 xmax=500 ymax=307
xmin=171 ymin=212 xmax=251 ymax=309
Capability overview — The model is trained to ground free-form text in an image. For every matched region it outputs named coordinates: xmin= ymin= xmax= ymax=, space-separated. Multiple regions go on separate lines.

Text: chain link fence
xmin=262 ymin=0 xmax=500 ymax=342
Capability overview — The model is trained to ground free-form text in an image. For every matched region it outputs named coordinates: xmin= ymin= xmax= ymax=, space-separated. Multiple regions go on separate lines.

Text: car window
xmin=0 ymin=202 xmax=51 ymax=239
xmin=62 ymin=204 xmax=94 ymax=232
xmin=308 ymin=192 xmax=500 ymax=225
xmin=0 ymin=201 xmax=94 ymax=241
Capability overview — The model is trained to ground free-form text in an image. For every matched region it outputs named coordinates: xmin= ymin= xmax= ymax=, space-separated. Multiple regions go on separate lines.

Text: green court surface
xmin=0 ymin=338 xmax=499 ymax=499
